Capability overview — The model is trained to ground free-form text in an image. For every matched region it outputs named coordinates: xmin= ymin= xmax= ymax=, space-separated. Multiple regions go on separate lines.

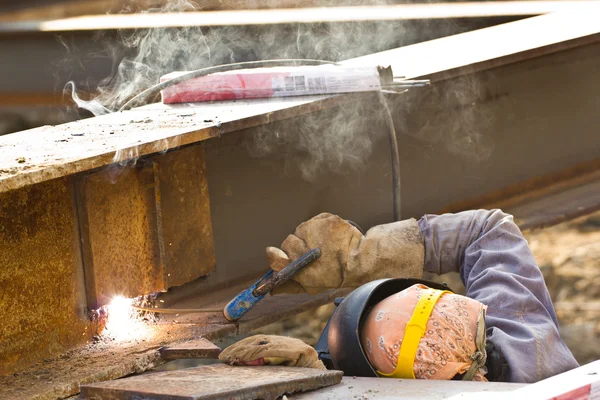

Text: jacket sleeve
xmin=417 ymin=209 xmax=578 ymax=383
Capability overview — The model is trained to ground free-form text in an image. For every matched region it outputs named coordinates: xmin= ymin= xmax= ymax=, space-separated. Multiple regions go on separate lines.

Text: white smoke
xmin=66 ymin=0 xmax=494 ymax=174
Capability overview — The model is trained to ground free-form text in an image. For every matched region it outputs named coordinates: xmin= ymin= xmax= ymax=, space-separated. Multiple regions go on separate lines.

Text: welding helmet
xmin=314 ymin=278 xmax=452 ymax=377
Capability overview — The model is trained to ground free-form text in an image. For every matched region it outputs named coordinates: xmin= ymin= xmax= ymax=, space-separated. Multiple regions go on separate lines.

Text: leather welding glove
xmin=266 ymin=212 xmax=424 ymax=295
xmin=219 ymin=335 xmax=326 ymax=369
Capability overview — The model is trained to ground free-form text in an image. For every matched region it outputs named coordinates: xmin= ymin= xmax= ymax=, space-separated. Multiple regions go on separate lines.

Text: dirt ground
xmin=255 ymin=211 xmax=600 ymax=365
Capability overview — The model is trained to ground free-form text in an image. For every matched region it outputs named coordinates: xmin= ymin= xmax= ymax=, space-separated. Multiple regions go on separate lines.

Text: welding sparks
xmin=103 ymin=296 xmax=152 ymax=341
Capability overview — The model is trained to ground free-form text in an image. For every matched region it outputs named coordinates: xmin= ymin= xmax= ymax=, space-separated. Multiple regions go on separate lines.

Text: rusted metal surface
xmin=76 ymin=164 xmax=164 ymax=307
xmin=0 ymin=284 xmax=345 ymax=400
xmin=0 ymin=177 xmax=93 ymax=375
xmin=0 ymin=95 xmax=355 ymax=193
xmin=151 ymin=145 xmax=216 ymax=288
xmin=80 ymin=364 xmax=343 ymax=400
xmin=159 ymin=338 xmax=221 ymax=360
xmin=75 ymin=144 xmax=215 ymax=308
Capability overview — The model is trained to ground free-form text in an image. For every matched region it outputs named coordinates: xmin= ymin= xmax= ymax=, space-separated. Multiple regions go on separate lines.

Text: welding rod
xmin=383 ymin=80 xmax=430 ymax=88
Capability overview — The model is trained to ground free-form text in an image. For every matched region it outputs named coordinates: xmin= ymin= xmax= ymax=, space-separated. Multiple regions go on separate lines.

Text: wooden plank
xmin=1 ymin=10 xmax=599 ymax=194
xmin=80 ymin=364 xmax=343 ymax=400
xmin=0 ymin=2 xmax=595 ymax=33
xmin=159 ymin=338 xmax=221 ymax=360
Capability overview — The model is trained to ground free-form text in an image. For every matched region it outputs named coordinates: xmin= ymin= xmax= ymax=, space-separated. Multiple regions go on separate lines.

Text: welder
xmin=219 ymin=209 xmax=579 ymax=383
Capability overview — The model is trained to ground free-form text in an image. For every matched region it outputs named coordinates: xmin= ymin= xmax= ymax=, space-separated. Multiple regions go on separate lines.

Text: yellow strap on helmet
xmin=377 ymin=288 xmax=450 ymax=379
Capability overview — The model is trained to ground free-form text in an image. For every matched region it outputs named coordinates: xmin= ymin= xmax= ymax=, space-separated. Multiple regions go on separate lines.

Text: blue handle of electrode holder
xmin=223 ymin=270 xmax=273 ymax=322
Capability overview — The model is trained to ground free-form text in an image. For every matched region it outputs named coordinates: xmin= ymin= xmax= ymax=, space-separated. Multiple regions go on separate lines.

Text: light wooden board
xmin=1 ymin=9 xmax=599 ymax=194
xmin=1 ymin=2 xmax=596 ymax=33
xmin=80 ymin=364 xmax=343 ymax=400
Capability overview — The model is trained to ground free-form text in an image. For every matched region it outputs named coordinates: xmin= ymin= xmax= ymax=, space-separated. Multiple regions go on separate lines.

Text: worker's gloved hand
xmin=266 ymin=213 xmax=424 ymax=295
xmin=219 ymin=335 xmax=326 ymax=369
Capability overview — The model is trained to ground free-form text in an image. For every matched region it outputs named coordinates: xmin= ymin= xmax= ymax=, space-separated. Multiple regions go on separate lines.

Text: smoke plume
xmin=66 ymin=0 xmax=494 ymax=175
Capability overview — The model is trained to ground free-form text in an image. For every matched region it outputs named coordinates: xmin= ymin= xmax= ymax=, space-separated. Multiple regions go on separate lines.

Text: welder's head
xmin=360 ymin=284 xmax=488 ymax=381
xmin=321 ymin=279 xmax=488 ymax=381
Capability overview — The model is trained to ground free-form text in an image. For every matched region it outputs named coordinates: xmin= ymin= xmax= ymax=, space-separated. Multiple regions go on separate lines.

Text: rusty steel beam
xmin=150 ymin=145 xmax=216 ymax=288
xmin=440 ymin=160 xmax=600 ymax=230
xmin=2 ymin=10 xmax=599 ymax=193
xmin=439 ymin=160 xmax=600 ymax=214
xmin=500 ymin=170 xmax=600 ymax=231
xmin=0 ymin=143 xmax=215 ymax=376
xmin=0 ymin=12 xmax=599 ymax=395
xmin=0 ymin=177 xmax=94 ymax=376
xmin=75 ymin=144 xmax=215 ymax=308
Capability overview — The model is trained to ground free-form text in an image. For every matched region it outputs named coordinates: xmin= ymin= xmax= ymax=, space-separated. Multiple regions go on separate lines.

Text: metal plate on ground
xmin=159 ymin=338 xmax=222 ymax=360
xmin=80 ymin=364 xmax=343 ymax=400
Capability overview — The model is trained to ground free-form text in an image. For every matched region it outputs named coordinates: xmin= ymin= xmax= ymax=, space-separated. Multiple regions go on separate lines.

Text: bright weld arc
xmin=104 ymin=296 xmax=152 ymax=341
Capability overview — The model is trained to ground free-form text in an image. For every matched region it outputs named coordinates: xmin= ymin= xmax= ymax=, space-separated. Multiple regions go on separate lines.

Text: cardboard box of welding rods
xmin=160 ymin=65 xmax=384 ymax=103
